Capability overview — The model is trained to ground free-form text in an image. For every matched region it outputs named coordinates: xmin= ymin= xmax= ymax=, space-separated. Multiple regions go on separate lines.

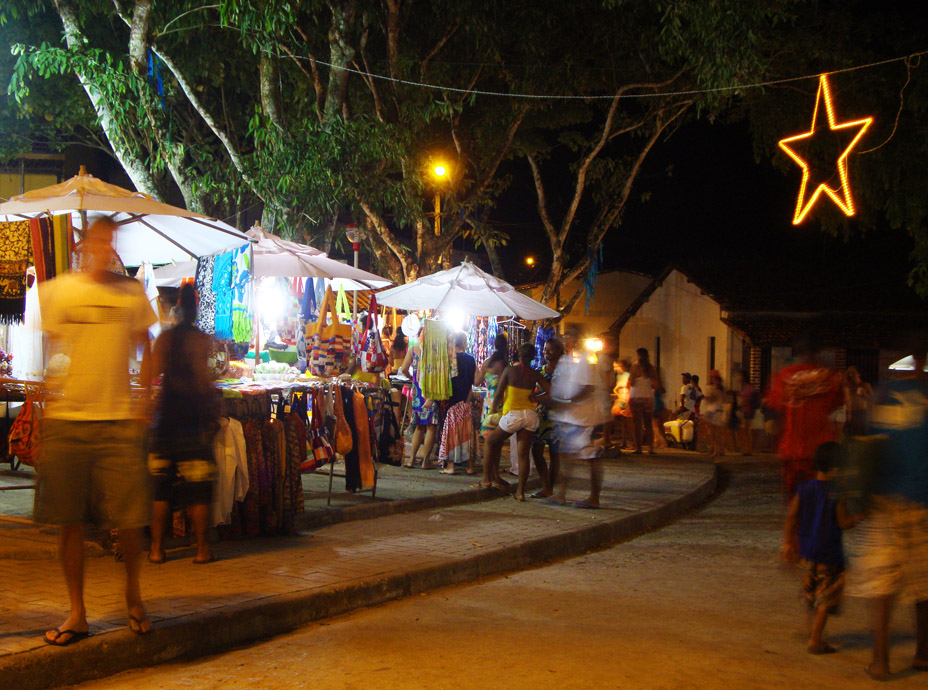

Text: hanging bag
xmin=8 ymin=391 xmax=42 ymax=467
xmin=360 ymin=294 xmax=389 ymax=374
xmin=309 ymin=286 xmax=352 ymax=377
xmin=335 ymin=284 xmax=352 ymax=323
xmin=378 ymin=399 xmax=404 ymax=466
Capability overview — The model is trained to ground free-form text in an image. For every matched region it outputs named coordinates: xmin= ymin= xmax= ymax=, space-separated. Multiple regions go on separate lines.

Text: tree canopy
xmin=3 ymin=0 xmax=926 ymax=310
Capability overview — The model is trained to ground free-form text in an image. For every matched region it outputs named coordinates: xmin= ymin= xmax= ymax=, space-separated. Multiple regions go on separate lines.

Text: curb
xmin=2 ymin=464 xmax=717 ymax=690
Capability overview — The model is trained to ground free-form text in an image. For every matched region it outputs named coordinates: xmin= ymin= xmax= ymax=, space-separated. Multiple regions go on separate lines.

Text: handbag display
xmin=359 ymin=294 xmax=389 ymax=374
xmin=333 ymin=386 xmax=353 ymax=456
xmin=309 ymin=286 xmax=352 ymax=377
xmin=8 ymin=392 xmax=42 ymax=466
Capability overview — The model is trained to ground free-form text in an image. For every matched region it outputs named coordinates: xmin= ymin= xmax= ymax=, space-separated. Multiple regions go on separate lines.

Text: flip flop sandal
xmin=543 ymin=498 xmax=568 ymax=506
xmin=865 ymin=664 xmax=890 ymax=682
xmin=45 ymin=628 xmax=91 ymax=647
xmin=147 ymin=554 xmax=166 ymax=564
xmin=572 ymin=500 xmax=600 ymax=510
xmin=128 ymin=614 xmax=152 ymax=636
xmin=192 ymin=553 xmax=219 ymax=564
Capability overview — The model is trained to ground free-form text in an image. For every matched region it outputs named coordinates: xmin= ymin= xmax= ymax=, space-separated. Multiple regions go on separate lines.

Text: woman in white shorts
xmin=480 ymin=343 xmax=550 ymax=501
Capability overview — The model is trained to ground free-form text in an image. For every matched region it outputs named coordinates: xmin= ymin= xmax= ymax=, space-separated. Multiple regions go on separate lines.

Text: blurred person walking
xmin=651 ymin=367 xmax=668 ymax=449
xmin=148 ymin=284 xmax=221 ymax=565
xmin=848 ymin=349 xmax=928 ymax=680
xmin=765 ymin=333 xmax=843 ymax=495
xmin=34 ymin=218 xmax=157 ymax=644
xmin=546 ymin=326 xmax=603 ymax=509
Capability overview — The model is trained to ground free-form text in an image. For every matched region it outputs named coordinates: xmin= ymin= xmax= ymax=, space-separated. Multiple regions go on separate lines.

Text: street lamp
xmin=345 ymin=222 xmax=361 ymax=320
xmin=432 ymin=162 xmax=449 ymax=267
xmin=526 ymin=256 xmax=535 ymax=267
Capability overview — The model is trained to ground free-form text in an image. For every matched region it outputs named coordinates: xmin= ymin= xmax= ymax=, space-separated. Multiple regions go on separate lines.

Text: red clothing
xmin=766 ymin=362 xmax=843 ymax=494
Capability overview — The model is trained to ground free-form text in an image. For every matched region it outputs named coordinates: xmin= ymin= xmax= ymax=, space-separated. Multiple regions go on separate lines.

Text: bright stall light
xmin=444 ymin=308 xmax=465 ymax=333
xmin=584 ymin=338 xmax=603 ymax=352
xmin=258 ymin=278 xmax=286 ymax=323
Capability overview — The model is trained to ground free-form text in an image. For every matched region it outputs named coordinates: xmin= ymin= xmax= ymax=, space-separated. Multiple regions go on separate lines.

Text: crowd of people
xmin=25 ymin=224 xmax=927 ymax=679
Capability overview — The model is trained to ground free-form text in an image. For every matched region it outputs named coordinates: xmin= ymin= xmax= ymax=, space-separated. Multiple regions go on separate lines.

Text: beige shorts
xmin=33 ymin=419 xmax=151 ymax=530
xmin=847 ymin=496 xmax=928 ymax=603
xmin=499 ymin=409 xmax=540 ymax=434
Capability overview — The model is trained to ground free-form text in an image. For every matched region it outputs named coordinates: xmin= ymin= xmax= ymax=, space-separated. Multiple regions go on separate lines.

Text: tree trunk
xmin=324 ymin=1 xmax=357 ymax=123
xmin=54 ymin=0 xmax=161 ymax=197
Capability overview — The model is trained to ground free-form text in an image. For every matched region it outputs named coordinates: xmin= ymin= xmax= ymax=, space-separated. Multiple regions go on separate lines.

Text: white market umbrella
xmin=376 ymin=261 xmax=559 ymax=320
xmin=0 ymin=168 xmax=250 ymax=266
xmin=245 ymin=226 xmax=392 ymax=289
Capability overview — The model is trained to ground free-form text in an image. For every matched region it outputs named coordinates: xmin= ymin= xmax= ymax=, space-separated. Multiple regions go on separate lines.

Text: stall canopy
xmin=153 ymin=226 xmax=393 ymax=290
xmin=0 ymin=168 xmax=250 ymax=266
xmin=376 ymin=261 xmax=560 ymax=319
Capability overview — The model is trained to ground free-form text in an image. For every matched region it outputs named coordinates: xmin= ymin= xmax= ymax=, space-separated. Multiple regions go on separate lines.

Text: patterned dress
xmin=410 ymin=350 xmax=438 ymax=426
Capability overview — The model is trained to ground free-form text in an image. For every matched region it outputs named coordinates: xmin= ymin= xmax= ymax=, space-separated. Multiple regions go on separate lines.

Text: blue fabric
xmin=533 ymin=326 xmax=555 ymax=370
xmin=870 ymin=378 xmax=928 ymax=505
xmin=301 ymin=278 xmax=316 ymax=321
xmin=797 ymin=479 xmax=844 ymax=566
xmin=212 ymin=251 xmax=234 ymax=340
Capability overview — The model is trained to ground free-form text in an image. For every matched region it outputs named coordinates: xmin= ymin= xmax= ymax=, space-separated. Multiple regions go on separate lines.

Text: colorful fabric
xmin=533 ymin=325 xmax=555 ymax=370
xmin=0 ymin=219 xmax=34 ymax=323
xmin=410 ymin=350 xmax=439 ymax=425
xmin=796 ymin=478 xmax=844 ymax=567
xmin=438 ymin=400 xmax=474 ymax=466
xmin=766 ymin=362 xmax=843 ymax=494
xmin=480 ymin=372 xmax=500 ymax=435
xmin=194 ymin=255 xmax=216 ymax=335
xmin=231 ymin=244 xmax=253 ymax=343
xmin=420 ymin=318 xmax=452 ymax=401
xmin=212 ymin=250 xmax=235 ymax=340
xmin=29 ymin=214 xmax=73 ymax=283
xmin=301 ymin=277 xmax=317 ymax=321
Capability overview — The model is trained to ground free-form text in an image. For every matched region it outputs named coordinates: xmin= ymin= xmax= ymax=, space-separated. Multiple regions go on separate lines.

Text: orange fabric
xmin=354 ymin=391 xmax=375 ymax=488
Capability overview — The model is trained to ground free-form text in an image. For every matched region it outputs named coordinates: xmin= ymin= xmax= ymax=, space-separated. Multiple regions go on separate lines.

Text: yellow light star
xmin=778 ymin=74 xmax=872 ymax=224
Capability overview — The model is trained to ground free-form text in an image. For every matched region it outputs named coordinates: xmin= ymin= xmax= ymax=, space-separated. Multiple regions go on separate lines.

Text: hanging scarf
xmin=231 ymin=244 xmax=253 ymax=343
xmin=212 ymin=250 xmax=235 ymax=340
xmin=29 ymin=214 xmax=72 ymax=283
xmin=194 ymin=255 xmax=217 ymax=335
xmin=0 ymin=220 xmax=35 ymax=324
xmin=301 ymin=277 xmax=317 ymax=321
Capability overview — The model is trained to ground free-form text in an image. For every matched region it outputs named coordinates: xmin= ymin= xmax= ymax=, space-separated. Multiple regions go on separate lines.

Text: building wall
xmin=523 ymin=270 xmax=653 ymax=336
xmin=618 ymin=269 xmax=737 ymax=391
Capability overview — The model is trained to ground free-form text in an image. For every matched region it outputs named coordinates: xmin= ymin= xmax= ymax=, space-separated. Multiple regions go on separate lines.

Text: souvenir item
xmin=309 ymin=287 xmax=351 ymax=377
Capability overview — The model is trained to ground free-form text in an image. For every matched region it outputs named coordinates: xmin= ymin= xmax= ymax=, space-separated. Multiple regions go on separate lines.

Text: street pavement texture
xmin=0 ymin=454 xmax=714 ymax=689
xmin=64 ymin=458 xmax=925 ymax=690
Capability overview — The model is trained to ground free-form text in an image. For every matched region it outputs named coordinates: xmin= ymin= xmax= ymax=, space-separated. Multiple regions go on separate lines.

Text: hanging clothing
xmin=0 ymin=219 xmax=35 ymax=323
xmin=438 ymin=400 xmax=474 ymax=466
xmin=194 ymin=255 xmax=217 ymax=335
xmin=301 ymin=277 xmax=317 ymax=321
xmin=29 ymin=214 xmax=72 ymax=283
xmin=420 ymin=318 xmax=452 ymax=401
xmin=231 ymin=244 xmax=253 ymax=343
xmin=354 ymin=390 xmax=376 ymax=488
xmin=212 ymin=251 xmax=235 ymax=340
xmin=10 ymin=275 xmax=43 ymax=379
xmin=410 ymin=350 xmax=439 ymax=426
xmin=211 ymin=417 xmax=249 ymax=526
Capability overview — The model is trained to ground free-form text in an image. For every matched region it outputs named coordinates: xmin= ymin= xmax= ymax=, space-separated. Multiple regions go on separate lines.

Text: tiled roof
xmin=722 ymin=311 xmax=928 ymax=348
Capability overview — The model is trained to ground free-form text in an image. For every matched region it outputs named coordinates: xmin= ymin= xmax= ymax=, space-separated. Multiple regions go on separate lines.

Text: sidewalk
xmin=0 ymin=452 xmax=716 ymax=690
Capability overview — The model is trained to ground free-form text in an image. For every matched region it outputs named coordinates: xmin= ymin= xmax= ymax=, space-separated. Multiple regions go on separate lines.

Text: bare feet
xmin=513 ymin=491 xmax=526 ymax=502
xmin=530 ymin=489 xmax=553 ymax=499
xmin=470 ymin=480 xmax=492 ymax=489
xmin=439 ymin=466 xmax=455 ymax=475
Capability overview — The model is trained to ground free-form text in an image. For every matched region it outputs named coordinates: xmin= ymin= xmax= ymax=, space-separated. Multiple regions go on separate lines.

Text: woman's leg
xmin=631 ymin=402 xmax=644 ymax=452
xmin=422 ymin=424 xmax=438 ymax=468
xmin=149 ymin=500 xmax=171 ymax=562
xmin=407 ymin=425 xmax=423 ymax=467
xmin=515 ymin=429 xmax=534 ymax=500
xmin=531 ymin=441 xmax=552 ymax=497
xmin=481 ymin=427 xmax=507 ymax=488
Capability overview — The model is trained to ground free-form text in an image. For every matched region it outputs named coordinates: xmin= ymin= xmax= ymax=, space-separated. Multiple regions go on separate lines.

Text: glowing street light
xmin=526 ymin=256 xmax=535 ymax=267
xmin=433 ymin=164 xmax=447 ymax=178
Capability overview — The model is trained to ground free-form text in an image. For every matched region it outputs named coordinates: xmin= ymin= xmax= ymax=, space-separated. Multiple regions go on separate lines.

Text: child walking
xmin=782 ymin=441 xmax=861 ymax=654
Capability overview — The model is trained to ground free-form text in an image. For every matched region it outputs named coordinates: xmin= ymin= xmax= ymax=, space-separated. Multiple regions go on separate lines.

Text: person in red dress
xmin=765 ymin=333 xmax=844 ymax=496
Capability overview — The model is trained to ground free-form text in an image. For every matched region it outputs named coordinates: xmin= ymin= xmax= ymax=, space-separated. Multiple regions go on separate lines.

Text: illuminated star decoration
xmin=778 ymin=73 xmax=872 ymax=224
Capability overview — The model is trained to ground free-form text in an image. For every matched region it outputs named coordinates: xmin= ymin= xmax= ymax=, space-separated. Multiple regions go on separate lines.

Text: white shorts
xmin=553 ymin=422 xmax=597 ymax=459
xmin=499 ymin=409 xmax=540 ymax=434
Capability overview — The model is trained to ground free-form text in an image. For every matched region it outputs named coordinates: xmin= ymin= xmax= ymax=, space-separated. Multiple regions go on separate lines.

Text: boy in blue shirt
xmin=782 ymin=441 xmax=861 ymax=654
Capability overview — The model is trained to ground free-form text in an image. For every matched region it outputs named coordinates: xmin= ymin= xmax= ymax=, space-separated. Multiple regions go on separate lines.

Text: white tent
xmin=376 ymin=261 xmax=559 ymax=320
xmin=0 ymin=168 xmax=250 ymax=266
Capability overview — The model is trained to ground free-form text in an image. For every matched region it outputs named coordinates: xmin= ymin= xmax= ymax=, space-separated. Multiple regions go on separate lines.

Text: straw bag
xmin=309 ymin=287 xmax=352 ymax=377
xmin=360 ymin=294 xmax=389 ymax=374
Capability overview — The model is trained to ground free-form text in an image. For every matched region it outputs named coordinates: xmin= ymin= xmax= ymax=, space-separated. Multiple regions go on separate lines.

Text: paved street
xmin=66 ymin=458 xmax=924 ymax=689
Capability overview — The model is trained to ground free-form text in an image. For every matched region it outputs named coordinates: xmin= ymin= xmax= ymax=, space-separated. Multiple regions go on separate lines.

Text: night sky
xmin=496 ymin=117 xmax=923 ymax=313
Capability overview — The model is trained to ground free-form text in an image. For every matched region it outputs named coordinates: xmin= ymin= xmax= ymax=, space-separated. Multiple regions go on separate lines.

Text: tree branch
xmin=526 ymin=153 xmax=557 ymax=246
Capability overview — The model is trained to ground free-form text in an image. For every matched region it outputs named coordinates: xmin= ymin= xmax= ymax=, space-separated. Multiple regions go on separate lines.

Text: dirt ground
xmin=68 ymin=457 xmax=924 ymax=689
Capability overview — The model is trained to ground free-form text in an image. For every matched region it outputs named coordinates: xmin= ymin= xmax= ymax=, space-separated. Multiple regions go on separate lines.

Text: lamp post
xmin=432 ymin=163 xmax=447 ymax=268
xmin=345 ymin=222 xmax=361 ymax=320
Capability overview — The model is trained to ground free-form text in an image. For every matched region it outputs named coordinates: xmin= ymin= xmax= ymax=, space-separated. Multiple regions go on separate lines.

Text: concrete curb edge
xmin=2 ymin=464 xmax=717 ymax=690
